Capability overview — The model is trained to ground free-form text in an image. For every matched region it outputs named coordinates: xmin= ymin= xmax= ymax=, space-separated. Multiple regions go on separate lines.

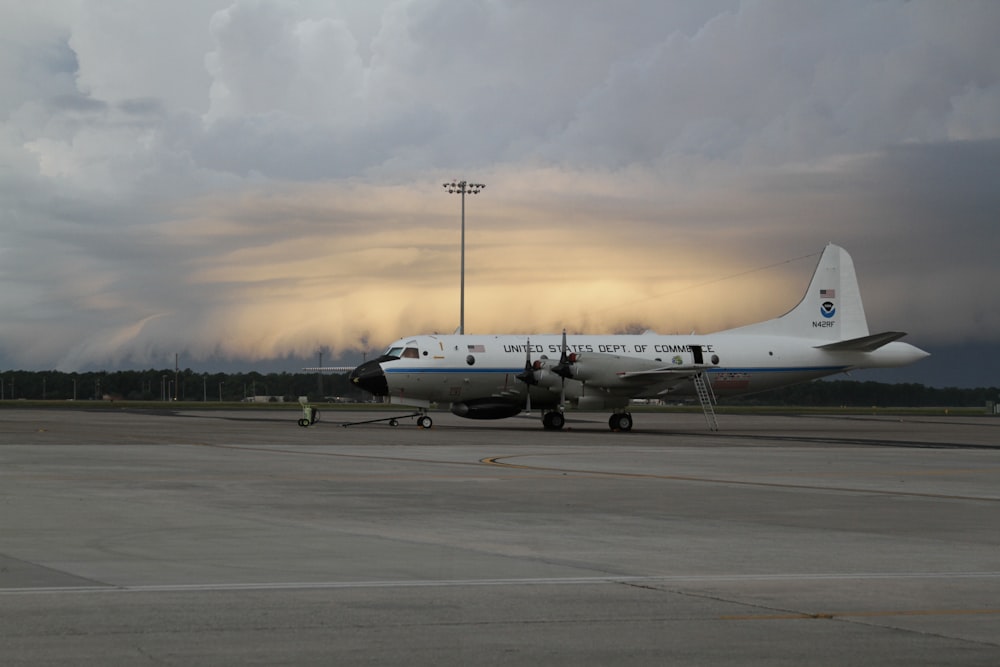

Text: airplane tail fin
xmin=726 ymin=244 xmax=872 ymax=341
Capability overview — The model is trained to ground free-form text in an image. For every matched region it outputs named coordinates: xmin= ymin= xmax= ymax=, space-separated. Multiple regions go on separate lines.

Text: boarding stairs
xmin=693 ymin=371 xmax=719 ymax=431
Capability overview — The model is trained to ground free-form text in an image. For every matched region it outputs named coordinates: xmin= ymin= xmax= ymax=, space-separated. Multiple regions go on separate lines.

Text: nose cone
xmin=349 ymin=357 xmax=391 ymax=396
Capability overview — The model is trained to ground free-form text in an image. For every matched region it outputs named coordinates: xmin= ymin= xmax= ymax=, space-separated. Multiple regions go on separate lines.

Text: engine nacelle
xmin=450 ymin=399 xmax=523 ymax=420
xmin=526 ymin=357 xmax=573 ymax=391
xmin=570 ymin=352 xmax=667 ymax=387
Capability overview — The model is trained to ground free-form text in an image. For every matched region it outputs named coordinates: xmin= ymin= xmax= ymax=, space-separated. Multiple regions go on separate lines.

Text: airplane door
xmin=690 ymin=345 xmax=704 ymax=365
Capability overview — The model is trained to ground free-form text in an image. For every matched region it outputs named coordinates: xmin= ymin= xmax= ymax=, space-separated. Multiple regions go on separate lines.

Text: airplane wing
xmin=552 ymin=352 xmax=704 ymax=396
xmin=302 ymin=366 xmax=357 ymax=372
xmin=616 ymin=366 xmax=706 ymax=394
xmin=617 ymin=368 xmax=704 ymax=380
xmin=815 ymin=331 xmax=907 ymax=352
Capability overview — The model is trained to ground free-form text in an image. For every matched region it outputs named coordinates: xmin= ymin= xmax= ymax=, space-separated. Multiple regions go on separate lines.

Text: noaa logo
xmin=820 ymin=301 xmax=836 ymax=318
xmin=671 ymin=355 xmax=684 ymax=365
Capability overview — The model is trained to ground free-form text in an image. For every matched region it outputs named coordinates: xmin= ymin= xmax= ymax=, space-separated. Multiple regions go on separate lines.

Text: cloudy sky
xmin=1 ymin=1 xmax=998 ymax=386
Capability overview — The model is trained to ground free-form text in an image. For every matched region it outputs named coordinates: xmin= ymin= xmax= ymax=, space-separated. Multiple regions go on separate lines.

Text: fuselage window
xmin=401 ymin=347 xmax=419 ymax=359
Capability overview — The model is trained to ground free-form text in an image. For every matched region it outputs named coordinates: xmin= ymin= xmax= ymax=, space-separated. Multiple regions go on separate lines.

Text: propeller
xmin=551 ymin=329 xmax=575 ymax=410
xmin=514 ymin=331 xmax=576 ymax=417
xmin=514 ymin=337 xmax=538 ymax=413
xmin=552 ymin=329 xmax=574 ymax=379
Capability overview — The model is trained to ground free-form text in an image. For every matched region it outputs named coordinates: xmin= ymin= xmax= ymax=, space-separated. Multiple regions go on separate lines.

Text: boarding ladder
xmin=693 ymin=371 xmax=719 ymax=431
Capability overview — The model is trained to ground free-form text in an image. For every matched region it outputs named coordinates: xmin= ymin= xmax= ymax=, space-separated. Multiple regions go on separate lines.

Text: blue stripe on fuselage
xmin=382 ymin=366 xmax=849 ymax=375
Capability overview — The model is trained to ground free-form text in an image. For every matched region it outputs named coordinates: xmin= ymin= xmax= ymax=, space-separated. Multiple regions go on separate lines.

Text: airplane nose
xmin=349 ymin=357 xmax=390 ymax=396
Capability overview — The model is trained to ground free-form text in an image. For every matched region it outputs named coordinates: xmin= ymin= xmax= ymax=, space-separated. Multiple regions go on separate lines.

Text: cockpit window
xmin=384 ymin=345 xmax=420 ymax=359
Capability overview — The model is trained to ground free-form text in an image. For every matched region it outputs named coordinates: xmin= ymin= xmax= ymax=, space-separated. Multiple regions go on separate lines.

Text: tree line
xmin=0 ymin=369 xmax=362 ymax=402
xmin=724 ymin=380 xmax=998 ymax=408
xmin=0 ymin=369 xmax=997 ymax=407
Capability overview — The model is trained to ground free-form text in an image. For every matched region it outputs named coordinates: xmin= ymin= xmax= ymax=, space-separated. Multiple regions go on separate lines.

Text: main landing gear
xmin=609 ymin=412 xmax=633 ymax=432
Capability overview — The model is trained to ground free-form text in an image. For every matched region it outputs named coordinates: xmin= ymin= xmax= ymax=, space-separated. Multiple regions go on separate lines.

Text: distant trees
xmin=723 ymin=380 xmax=999 ymax=408
xmin=0 ymin=370 xmax=996 ymax=406
xmin=0 ymin=369 xmax=364 ymax=402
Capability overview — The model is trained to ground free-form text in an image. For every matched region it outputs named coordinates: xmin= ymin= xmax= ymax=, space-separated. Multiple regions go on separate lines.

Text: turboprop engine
xmin=561 ymin=352 xmax=670 ymax=388
xmin=527 ymin=357 xmax=574 ymax=389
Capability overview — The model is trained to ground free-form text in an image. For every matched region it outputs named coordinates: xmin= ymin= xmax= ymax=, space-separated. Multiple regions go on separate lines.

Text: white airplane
xmin=348 ymin=244 xmax=928 ymax=431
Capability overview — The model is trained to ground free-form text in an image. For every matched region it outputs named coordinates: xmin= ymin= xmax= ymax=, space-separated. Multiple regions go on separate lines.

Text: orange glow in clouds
xmin=159 ymin=171 xmax=813 ymax=360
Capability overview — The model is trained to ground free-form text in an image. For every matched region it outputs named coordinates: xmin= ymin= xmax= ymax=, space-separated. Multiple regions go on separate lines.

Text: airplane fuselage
xmin=355 ymin=332 xmax=926 ymax=415
xmin=347 ymin=245 xmax=930 ymax=430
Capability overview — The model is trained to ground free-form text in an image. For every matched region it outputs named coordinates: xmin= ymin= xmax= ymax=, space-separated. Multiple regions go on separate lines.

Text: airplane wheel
xmin=297 ymin=418 xmax=309 ymax=428
xmin=617 ymin=413 xmax=633 ymax=432
xmin=389 ymin=419 xmax=399 ymax=427
xmin=609 ymin=414 xmax=621 ymax=431
xmin=418 ymin=416 xmax=433 ymax=429
xmin=543 ymin=412 xmax=565 ymax=430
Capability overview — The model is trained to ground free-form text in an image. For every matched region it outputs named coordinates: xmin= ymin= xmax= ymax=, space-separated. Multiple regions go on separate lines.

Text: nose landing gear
xmin=542 ymin=411 xmax=565 ymax=430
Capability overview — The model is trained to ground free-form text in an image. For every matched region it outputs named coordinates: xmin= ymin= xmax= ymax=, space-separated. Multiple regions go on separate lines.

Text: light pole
xmin=442 ymin=179 xmax=485 ymax=335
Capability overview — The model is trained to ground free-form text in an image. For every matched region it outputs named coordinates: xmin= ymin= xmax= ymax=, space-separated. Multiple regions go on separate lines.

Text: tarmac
xmin=1 ymin=406 xmax=998 ymax=666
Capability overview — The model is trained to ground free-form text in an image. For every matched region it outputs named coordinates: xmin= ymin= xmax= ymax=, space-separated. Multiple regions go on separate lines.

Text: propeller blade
xmin=557 ymin=329 xmax=569 ymax=411
xmin=515 ymin=338 xmax=538 ymax=386
xmin=514 ymin=338 xmax=536 ymax=413
xmin=553 ymin=329 xmax=575 ymax=379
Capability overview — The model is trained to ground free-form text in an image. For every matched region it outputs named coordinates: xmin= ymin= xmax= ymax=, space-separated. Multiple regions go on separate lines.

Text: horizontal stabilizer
xmin=815 ymin=331 xmax=907 ymax=352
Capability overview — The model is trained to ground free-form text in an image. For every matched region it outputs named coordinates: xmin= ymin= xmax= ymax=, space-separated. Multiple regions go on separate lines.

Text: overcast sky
xmin=1 ymin=1 xmax=998 ymax=385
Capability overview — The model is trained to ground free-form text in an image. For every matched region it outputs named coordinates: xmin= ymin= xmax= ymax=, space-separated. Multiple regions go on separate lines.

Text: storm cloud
xmin=1 ymin=1 xmax=998 ymax=384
